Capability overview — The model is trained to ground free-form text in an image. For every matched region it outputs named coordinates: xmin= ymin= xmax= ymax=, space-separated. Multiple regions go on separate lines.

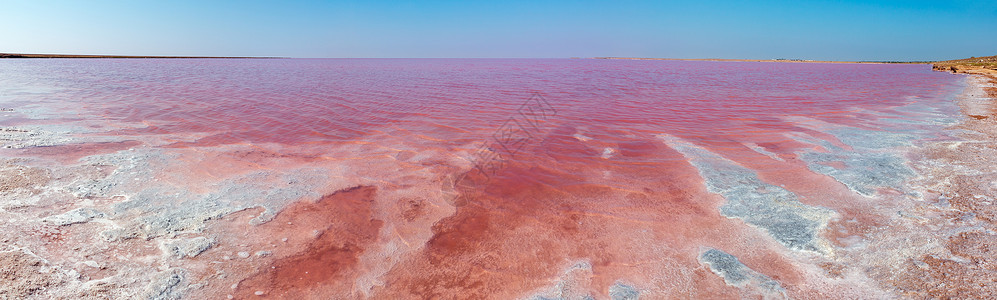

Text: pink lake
xmin=0 ymin=59 xmax=971 ymax=299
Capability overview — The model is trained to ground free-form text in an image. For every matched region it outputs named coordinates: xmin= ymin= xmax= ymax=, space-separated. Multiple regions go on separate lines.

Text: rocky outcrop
xmin=932 ymin=55 xmax=997 ymax=76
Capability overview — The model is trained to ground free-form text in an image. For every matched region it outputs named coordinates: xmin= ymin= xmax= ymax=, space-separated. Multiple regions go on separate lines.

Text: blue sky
xmin=1 ymin=0 xmax=994 ymax=60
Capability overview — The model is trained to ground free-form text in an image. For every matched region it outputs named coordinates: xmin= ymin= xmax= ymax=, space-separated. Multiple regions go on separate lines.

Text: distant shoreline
xmin=2 ymin=54 xmax=990 ymax=70
xmin=592 ymin=57 xmax=931 ymax=64
xmin=0 ymin=53 xmax=282 ymax=59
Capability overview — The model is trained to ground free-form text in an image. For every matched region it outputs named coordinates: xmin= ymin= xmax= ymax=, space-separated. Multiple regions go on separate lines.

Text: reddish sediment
xmin=231 ymin=186 xmax=383 ymax=299
xmin=368 ymin=129 xmax=806 ymax=299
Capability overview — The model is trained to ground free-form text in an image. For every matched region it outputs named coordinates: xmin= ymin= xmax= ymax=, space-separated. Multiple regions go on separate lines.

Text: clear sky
xmin=1 ymin=0 xmax=994 ymax=60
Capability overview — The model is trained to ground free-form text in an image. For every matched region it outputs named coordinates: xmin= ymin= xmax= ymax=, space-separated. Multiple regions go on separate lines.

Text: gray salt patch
xmin=527 ymin=261 xmax=596 ymax=300
xmin=133 ymin=195 xmax=235 ymax=239
xmin=802 ymin=151 xmax=914 ymax=197
xmin=100 ymin=228 xmax=136 ymax=242
xmin=160 ymin=237 xmax=215 ymax=259
xmin=83 ymin=260 xmax=100 ymax=268
xmin=790 ymin=129 xmax=916 ymax=197
xmin=0 ymin=126 xmax=75 ymax=149
xmin=700 ymin=249 xmax=750 ymax=285
xmin=745 ymin=142 xmax=784 ymax=162
xmin=660 ymin=134 xmax=833 ymax=254
xmin=100 ymin=187 xmax=234 ymax=240
xmin=43 ymin=207 xmax=105 ymax=226
xmin=89 ymin=148 xmax=326 ymax=240
xmin=75 ymin=148 xmax=172 ymax=199
xmin=700 ymin=248 xmax=784 ymax=297
xmin=827 ymin=127 xmax=916 ymax=149
xmin=143 ymin=268 xmax=187 ymax=300
xmin=609 ymin=281 xmax=640 ymax=300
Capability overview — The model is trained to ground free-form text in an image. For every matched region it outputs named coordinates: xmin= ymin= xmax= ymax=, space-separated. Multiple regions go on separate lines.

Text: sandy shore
xmin=889 ymin=72 xmax=997 ymax=297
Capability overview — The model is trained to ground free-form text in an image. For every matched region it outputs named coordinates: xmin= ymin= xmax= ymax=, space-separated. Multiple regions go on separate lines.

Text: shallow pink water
xmin=0 ymin=59 xmax=965 ymax=298
xmin=0 ymin=59 xmax=959 ymax=145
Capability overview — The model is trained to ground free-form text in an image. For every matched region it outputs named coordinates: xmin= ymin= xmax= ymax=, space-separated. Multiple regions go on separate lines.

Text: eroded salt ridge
xmin=699 ymin=248 xmax=786 ymax=299
xmin=62 ymin=148 xmax=331 ymax=241
xmin=0 ymin=143 xmax=354 ymax=298
xmin=659 ymin=134 xmax=834 ymax=254
xmin=793 ymin=131 xmax=915 ymax=197
xmin=785 ymin=96 xmax=960 ymax=198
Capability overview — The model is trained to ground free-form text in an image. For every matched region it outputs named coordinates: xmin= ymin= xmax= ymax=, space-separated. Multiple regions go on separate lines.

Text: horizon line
xmin=0 ymin=52 xmax=969 ymax=63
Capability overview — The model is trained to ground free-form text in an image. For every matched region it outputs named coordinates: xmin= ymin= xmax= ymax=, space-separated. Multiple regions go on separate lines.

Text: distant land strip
xmin=592 ymin=57 xmax=934 ymax=64
xmin=0 ymin=53 xmax=282 ymax=59
xmin=931 ymin=55 xmax=997 ymax=76
xmin=599 ymin=55 xmax=997 ymax=76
